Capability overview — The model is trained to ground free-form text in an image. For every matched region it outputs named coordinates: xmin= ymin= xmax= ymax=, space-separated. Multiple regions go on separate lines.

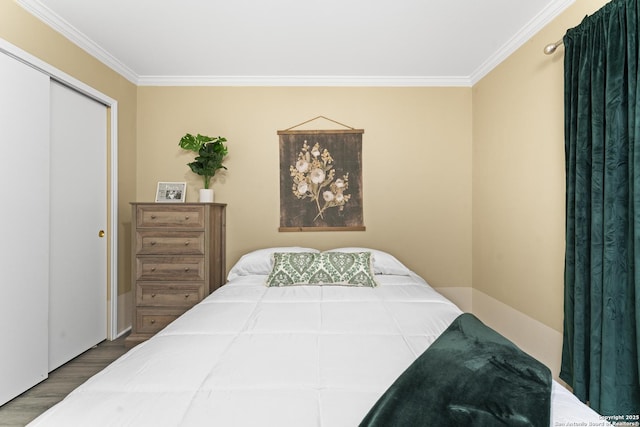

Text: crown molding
xmin=16 ymin=0 xmax=471 ymax=87
xmin=17 ymin=0 xmax=139 ymax=84
xmin=18 ymin=0 xmax=574 ymax=88
xmin=136 ymin=75 xmax=472 ymax=87
xmin=470 ymin=0 xmax=575 ymax=85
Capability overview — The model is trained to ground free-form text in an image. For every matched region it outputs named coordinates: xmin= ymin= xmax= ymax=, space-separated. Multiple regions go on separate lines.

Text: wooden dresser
xmin=126 ymin=202 xmax=226 ymax=347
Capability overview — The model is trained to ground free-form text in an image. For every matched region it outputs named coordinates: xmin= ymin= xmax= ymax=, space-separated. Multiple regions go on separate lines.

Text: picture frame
xmin=155 ymin=182 xmax=186 ymax=203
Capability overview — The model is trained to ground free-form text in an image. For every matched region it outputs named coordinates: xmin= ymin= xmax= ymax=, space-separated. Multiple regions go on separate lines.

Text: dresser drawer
xmin=136 ymin=231 xmax=205 ymax=255
xmin=136 ymin=308 xmax=186 ymax=334
xmin=136 ymin=205 xmax=205 ymax=228
xmin=128 ymin=202 xmax=226 ymax=348
xmin=136 ymin=282 xmax=205 ymax=307
xmin=136 ymin=257 xmax=205 ymax=281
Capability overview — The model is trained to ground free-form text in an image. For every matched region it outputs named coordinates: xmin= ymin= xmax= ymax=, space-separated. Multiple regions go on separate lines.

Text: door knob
xmin=98 ymin=230 xmax=105 ymax=237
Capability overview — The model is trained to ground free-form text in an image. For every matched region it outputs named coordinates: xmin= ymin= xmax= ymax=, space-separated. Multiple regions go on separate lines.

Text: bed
xmin=29 ymin=247 xmax=607 ymax=426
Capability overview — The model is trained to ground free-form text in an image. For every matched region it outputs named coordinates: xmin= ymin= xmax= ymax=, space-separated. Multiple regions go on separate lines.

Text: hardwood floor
xmin=0 ymin=335 xmax=129 ymax=427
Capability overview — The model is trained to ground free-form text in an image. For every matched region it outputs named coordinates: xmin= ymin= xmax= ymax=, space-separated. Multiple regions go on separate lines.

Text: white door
xmin=48 ymin=80 xmax=107 ymax=371
xmin=0 ymin=53 xmax=50 ymax=405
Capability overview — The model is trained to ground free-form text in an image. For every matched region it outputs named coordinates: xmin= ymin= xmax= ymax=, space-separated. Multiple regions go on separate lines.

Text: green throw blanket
xmin=360 ymin=313 xmax=552 ymax=427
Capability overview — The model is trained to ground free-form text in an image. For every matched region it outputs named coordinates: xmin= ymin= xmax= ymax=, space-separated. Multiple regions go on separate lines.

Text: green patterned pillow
xmin=266 ymin=251 xmax=378 ymax=287
xmin=265 ymin=252 xmax=319 ymax=286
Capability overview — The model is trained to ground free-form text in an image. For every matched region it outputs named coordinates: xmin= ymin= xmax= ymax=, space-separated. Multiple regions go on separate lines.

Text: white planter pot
xmin=199 ymin=188 xmax=215 ymax=203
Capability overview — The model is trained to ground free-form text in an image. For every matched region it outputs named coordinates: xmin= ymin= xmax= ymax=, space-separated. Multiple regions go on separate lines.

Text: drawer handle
xmin=185 ymin=215 xmax=190 ymax=220
xmin=184 ymin=294 xmax=190 ymax=299
xmin=150 ymin=215 xmax=156 ymax=219
xmin=150 ymin=319 xmax=156 ymax=324
xmin=184 ymin=267 xmax=190 ymax=272
xmin=150 ymin=241 xmax=156 ymax=246
xmin=184 ymin=241 xmax=190 ymax=246
xmin=151 ymin=294 xmax=156 ymax=298
xmin=151 ymin=267 xmax=156 ymax=272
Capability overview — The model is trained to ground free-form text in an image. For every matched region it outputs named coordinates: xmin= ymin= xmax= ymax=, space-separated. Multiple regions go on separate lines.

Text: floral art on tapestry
xmin=278 ymin=128 xmax=365 ymax=231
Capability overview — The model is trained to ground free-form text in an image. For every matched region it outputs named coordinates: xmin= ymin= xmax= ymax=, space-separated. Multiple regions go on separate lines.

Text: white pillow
xmin=328 ymin=247 xmax=411 ymax=276
xmin=227 ymin=247 xmax=319 ymax=281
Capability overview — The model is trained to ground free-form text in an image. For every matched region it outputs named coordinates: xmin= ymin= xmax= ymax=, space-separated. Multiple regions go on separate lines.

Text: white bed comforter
xmin=30 ymin=271 xmax=605 ymax=426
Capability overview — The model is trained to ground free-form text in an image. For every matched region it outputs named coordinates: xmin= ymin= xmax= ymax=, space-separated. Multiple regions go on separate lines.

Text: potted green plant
xmin=178 ymin=133 xmax=228 ymax=202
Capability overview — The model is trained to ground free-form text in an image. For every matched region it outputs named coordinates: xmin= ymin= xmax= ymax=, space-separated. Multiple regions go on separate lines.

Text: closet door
xmin=0 ymin=53 xmax=50 ymax=405
xmin=48 ymin=81 xmax=107 ymax=371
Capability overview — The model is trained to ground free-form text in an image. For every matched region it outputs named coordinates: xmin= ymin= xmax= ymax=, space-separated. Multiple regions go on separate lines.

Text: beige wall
xmin=3 ymin=0 xmax=616 ymax=344
xmin=472 ymin=0 xmax=610 ymax=332
xmin=136 ymin=87 xmax=473 ymax=286
xmin=0 ymin=1 xmax=137 ymax=301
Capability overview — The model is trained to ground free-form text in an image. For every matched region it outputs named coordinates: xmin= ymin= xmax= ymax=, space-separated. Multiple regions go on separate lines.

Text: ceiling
xmin=17 ymin=0 xmax=574 ymax=87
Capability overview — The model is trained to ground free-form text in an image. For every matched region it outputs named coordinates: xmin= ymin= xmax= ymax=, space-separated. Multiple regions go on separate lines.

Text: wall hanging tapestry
xmin=278 ymin=116 xmax=365 ymax=231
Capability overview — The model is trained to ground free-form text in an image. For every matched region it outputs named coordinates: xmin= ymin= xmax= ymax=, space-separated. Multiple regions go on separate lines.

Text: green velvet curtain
xmin=561 ymin=0 xmax=640 ymax=415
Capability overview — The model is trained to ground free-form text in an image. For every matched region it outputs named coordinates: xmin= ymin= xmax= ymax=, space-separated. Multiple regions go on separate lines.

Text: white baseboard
xmin=434 ymin=286 xmax=473 ymax=312
xmin=117 ymin=291 xmax=133 ymax=337
xmin=471 ymin=289 xmax=563 ymax=379
xmin=434 ymin=286 xmax=563 ymax=378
